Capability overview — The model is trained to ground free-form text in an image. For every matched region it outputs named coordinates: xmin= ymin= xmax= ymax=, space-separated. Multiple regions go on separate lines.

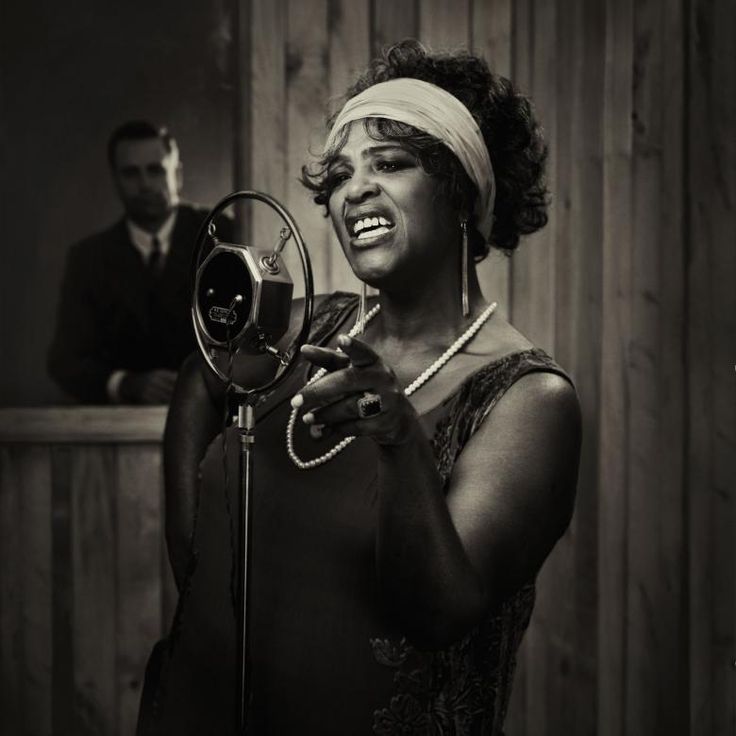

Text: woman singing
xmin=138 ymin=39 xmax=581 ymax=735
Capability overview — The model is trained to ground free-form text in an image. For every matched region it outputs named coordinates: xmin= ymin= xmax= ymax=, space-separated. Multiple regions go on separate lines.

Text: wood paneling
xmin=373 ymin=0 xmax=418 ymax=55
xmin=420 ymin=0 xmax=471 ymax=49
xmin=250 ymin=0 xmax=288 ymax=249
xmin=19 ymin=448 xmax=53 ymax=736
xmin=627 ymin=1 xmax=688 ymax=732
xmin=0 ymin=446 xmax=54 ymax=736
xmin=472 ymin=0 xmax=512 ymax=321
xmin=71 ymin=447 xmax=117 ymax=736
xmin=51 ymin=447 xmax=74 ymax=735
xmin=115 ymin=446 xmax=165 ymax=736
xmin=688 ymin=0 xmax=736 ymax=733
xmin=286 ymin=0 xmax=332 ymax=294
xmin=328 ymin=0 xmax=372 ymax=294
xmin=0 ymin=407 xmax=167 ymax=443
xmin=0 ymin=447 xmax=22 ymax=733
xmin=0 ymin=413 xmax=168 ymax=736
xmin=599 ymin=0 xmax=633 ymax=733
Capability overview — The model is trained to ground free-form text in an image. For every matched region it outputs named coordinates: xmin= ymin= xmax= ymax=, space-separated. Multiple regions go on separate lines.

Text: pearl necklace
xmin=286 ymin=300 xmax=498 ymax=470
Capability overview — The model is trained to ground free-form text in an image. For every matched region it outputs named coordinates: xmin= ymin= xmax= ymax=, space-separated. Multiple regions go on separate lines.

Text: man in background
xmin=48 ymin=120 xmax=232 ymax=404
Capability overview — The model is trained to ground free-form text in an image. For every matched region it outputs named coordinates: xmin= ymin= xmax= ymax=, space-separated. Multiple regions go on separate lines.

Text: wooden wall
xmin=0 ymin=0 xmax=734 ymax=734
xmin=0 ymin=409 xmax=173 ymax=736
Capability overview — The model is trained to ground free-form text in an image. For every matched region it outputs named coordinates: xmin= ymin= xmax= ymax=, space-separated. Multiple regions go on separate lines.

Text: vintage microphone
xmin=191 ymin=191 xmax=313 ymax=734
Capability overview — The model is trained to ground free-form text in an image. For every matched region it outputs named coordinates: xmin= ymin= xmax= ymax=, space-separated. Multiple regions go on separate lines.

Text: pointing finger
xmin=335 ymin=334 xmax=380 ymax=368
xmin=300 ymin=344 xmax=351 ymax=372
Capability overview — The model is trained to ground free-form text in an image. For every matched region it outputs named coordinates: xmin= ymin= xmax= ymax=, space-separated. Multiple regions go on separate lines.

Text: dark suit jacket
xmin=48 ymin=203 xmax=233 ymax=403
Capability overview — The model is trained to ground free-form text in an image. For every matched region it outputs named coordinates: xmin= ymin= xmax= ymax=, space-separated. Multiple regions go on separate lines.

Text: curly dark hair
xmin=300 ymin=39 xmax=548 ymax=258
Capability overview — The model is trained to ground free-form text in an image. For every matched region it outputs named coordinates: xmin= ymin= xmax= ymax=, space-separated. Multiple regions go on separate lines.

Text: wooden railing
xmin=0 ymin=408 xmax=175 ymax=736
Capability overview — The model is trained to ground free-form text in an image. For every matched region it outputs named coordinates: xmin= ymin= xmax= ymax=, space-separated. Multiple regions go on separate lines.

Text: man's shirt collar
xmin=126 ymin=209 xmax=178 ymax=261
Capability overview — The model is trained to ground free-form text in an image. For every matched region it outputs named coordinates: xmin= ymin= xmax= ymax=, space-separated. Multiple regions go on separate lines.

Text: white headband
xmin=325 ymin=78 xmax=496 ymax=240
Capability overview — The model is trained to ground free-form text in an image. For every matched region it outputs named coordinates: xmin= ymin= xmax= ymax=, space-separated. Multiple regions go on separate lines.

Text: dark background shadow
xmin=0 ymin=0 xmax=235 ymax=405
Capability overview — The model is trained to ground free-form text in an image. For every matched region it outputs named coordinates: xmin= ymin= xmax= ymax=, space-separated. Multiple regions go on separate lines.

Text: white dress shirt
xmin=126 ymin=210 xmax=177 ymax=263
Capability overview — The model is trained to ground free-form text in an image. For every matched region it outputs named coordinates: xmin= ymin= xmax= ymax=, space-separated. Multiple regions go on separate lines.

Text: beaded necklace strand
xmin=286 ymin=300 xmax=498 ymax=470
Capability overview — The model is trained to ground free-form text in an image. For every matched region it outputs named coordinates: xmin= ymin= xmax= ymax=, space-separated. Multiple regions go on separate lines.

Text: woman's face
xmin=327 ymin=122 xmax=459 ymax=288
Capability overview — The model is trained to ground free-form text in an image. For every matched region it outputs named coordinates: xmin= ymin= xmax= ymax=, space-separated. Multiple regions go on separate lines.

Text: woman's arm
xmin=163 ymin=352 xmax=224 ymax=590
xmin=298 ymin=338 xmax=581 ymax=649
xmin=376 ymin=372 xmax=580 ymax=648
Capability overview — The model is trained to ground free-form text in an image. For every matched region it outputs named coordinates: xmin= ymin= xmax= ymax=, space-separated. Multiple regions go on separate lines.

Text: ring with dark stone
xmin=357 ymin=392 xmax=383 ymax=419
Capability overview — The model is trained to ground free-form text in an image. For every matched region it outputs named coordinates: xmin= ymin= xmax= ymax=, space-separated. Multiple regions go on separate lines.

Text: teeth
xmin=357 ymin=226 xmax=390 ymax=240
xmin=351 ymin=215 xmax=393 ymax=236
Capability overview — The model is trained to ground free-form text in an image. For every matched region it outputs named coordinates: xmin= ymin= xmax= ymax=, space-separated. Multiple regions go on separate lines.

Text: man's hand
xmin=119 ymin=369 xmax=178 ymax=405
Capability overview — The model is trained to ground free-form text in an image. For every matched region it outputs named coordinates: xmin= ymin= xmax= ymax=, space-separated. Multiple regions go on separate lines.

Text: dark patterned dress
xmin=138 ymin=292 xmax=571 ymax=736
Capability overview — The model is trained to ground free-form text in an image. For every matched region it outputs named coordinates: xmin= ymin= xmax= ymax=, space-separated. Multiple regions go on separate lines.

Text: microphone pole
xmin=237 ymin=399 xmax=255 ymax=733
xmin=191 ymin=191 xmax=313 ymax=734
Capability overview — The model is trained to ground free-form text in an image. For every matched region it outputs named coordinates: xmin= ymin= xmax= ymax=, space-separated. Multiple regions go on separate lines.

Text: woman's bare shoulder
xmin=459 ymin=312 xmax=580 ymax=458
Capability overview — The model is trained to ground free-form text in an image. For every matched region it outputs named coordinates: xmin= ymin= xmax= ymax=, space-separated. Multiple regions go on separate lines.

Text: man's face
xmin=111 ymin=137 xmax=182 ymax=229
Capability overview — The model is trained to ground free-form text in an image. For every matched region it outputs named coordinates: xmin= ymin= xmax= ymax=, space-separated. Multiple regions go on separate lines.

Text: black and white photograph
xmin=0 ymin=1 xmax=733 ymax=734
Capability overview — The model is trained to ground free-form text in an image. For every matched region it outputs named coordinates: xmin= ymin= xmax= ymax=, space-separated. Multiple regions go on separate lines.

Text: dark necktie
xmin=148 ymin=236 xmax=163 ymax=276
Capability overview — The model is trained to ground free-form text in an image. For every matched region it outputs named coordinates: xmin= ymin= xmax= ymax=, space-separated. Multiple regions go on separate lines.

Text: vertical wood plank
xmin=233 ymin=0 xmax=252 ymax=239
xmin=567 ymin=2 xmax=605 ymax=733
xmin=509 ymin=0 xmax=556 ymax=354
xmin=115 ymin=445 xmax=163 ymax=736
xmin=71 ymin=446 xmax=117 ymax=736
xmin=544 ymin=3 xmax=580 ymax=725
xmin=472 ymin=0 xmax=512 ymax=75
xmin=0 ymin=448 xmax=22 ymax=736
xmin=327 ymin=0 xmax=371 ymax=294
xmin=18 ymin=447 xmax=53 ymax=736
xmin=51 ymin=446 xmax=75 ymax=736
xmin=472 ymin=0 xmax=512 ymax=321
xmin=419 ymin=0 xmax=471 ymax=50
xmin=550 ymin=0 xmax=606 ymax=734
xmin=688 ymin=0 xmax=736 ymax=733
xmin=286 ymin=0 xmax=331 ymax=296
xmin=250 ymin=0 xmax=289 ymax=272
xmin=528 ymin=0 xmax=557 ymax=353
xmin=626 ymin=0 xmax=687 ymax=732
xmin=372 ymin=0 xmax=419 ymax=55
xmin=655 ymin=0 xmax=688 ymax=732
xmin=328 ymin=0 xmax=371 ymax=108
xmin=598 ymin=0 xmax=633 ymax=734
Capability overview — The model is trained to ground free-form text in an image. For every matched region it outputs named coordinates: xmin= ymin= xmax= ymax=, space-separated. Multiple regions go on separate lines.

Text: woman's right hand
xmin=295 ymin=334 xmax=418 ymax=446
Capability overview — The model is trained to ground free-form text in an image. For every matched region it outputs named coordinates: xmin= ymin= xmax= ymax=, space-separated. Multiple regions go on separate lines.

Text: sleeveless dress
xmin=138 ymin=292 xmax=572 ymax=736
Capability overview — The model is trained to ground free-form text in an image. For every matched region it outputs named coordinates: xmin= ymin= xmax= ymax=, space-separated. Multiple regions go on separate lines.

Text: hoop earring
xmin=357 ymin=280 xmax=368 ymax=334
xmin=461 ymin=220 xmax=470 ymax=317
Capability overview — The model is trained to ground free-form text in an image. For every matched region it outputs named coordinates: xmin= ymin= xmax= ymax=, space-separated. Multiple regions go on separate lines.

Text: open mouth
xmin=348 ymin=213 xmax=395 ymax=241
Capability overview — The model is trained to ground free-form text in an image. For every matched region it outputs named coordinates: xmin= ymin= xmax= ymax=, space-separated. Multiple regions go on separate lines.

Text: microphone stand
xmin=191 ymin=191 xmax=313 ymax=735
xmin=236 ymin=399 xmax=256 ymax=732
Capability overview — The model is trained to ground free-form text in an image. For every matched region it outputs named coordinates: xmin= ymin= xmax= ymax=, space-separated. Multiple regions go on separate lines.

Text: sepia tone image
xmin=0 ymin=0 xmax=733 ymax=734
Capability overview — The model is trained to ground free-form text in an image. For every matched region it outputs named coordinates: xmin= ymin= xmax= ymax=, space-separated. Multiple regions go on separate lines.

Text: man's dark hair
xmin=107 ymin=120 xmax=177 ymax=168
